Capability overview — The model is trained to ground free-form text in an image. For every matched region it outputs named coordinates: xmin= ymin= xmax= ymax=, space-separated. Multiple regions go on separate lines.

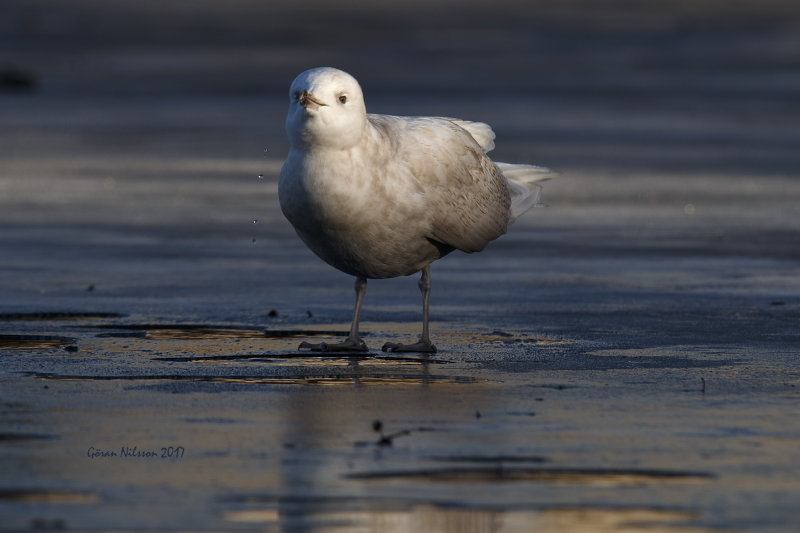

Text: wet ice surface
xmin=1 ymin=0 xmax=800 ymax=531
xmin=2 ymin=319 xmax=799 ymax=533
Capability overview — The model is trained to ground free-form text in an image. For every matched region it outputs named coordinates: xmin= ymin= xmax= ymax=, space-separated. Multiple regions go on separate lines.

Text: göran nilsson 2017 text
xmin=87 ymin=446 xmax=185 ymax=459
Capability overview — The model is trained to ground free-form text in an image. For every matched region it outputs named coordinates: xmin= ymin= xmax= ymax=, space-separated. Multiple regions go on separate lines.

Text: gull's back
xmin=367 ymin=114 xmax=511 ymax=255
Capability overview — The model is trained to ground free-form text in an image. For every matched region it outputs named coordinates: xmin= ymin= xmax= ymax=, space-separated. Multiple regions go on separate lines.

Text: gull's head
xmin=285 ymin=67 xmax=367 ymax=150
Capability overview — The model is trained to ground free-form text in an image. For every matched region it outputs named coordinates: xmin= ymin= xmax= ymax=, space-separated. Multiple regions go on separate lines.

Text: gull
xmin=278 ymin=67 xmax=555 ymax=353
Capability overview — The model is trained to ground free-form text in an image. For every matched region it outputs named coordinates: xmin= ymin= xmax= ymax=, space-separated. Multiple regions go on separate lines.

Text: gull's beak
xmin=300 ymin=90 xmax=326 ymax=111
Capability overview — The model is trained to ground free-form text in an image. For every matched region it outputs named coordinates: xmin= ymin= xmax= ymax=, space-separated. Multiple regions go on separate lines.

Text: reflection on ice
xmin=346 ymin=467 xmax=712 ymax=485
xmin=0 ymin=334 xmax=77 ymax=351
xmin=226 ymin=504 xmax=709 ymax=533
xmin=0 ymin=489 xmax=98 ymax=504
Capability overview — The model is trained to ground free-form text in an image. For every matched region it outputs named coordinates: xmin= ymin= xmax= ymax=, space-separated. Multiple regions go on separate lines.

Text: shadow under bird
xmin=279 ymin=67 xmax=556 ymax=353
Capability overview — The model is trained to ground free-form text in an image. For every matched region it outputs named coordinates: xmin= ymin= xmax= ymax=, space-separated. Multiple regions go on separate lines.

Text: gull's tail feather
xmin=496 ymin=162 xmax=559 ymax=222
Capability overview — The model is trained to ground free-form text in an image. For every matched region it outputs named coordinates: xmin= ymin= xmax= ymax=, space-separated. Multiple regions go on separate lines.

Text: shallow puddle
xmin=0 ymin=312 xmax=123 ymax=322
xmin=0 ymin=489 xmax=98 ymax=504
xmin=463 ymin=331 xmax=575 ymax=346
xmin=224 ymin=500 xmax=710 ymax=532
xmin=152 ymin=352 xmax=451 ymax=366
xmin=345 ymin=467 xmax=713 ymax=486
xmin=428 ymin=454 xmax=549 ymax=464
xmin=90 ymin=324 xmax=349 ymax=340
xmin=0 ymin=334 xmax=77 ymax=351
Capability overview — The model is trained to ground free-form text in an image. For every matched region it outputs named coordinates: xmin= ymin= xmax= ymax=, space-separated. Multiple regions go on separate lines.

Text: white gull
xmin=279 ymin=67 xmax=556 ymax=353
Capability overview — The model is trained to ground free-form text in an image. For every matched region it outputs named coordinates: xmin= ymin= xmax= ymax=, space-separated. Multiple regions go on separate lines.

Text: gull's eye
xmin=292 ymin=91 xmax=301 ymax=102
xmin=338 ymin=95 xmax=347 ymax=104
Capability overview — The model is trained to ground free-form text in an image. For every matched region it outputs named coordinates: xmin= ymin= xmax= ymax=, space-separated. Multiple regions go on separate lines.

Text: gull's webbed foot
xmin=299 ymin=337 xmax=368 ymax=352
xmin=381 ymin=339 xmax=437 ymax=353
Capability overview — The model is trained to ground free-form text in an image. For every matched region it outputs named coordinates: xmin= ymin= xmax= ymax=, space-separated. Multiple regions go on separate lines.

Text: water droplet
xmin=251 ymin=238 xmax=257 ymax=245
xmin=257 ymin=174 xmax=264 ymax=180
xmin=263 ymin=147 xmax=269 ymax=155
xmin=253 ymin=219 xmax=259 ymax=225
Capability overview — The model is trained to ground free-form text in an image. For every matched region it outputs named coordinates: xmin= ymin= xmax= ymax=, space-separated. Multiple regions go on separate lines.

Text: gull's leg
xmin=299 ymin=276 xmax=369 ymax=352
xmin=382 ymin=266 xmax=437 ymax=353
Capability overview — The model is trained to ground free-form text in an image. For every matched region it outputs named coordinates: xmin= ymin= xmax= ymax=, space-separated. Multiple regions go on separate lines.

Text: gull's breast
xmin=279 ymin=151 xmax=445 ymax=279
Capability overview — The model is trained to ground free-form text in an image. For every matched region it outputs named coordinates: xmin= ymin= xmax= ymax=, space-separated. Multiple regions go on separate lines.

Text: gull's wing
xmin=368 ymin=114 xmax=510 ymax=253
xmin=443 ymin=119 xmax=496 ymax=153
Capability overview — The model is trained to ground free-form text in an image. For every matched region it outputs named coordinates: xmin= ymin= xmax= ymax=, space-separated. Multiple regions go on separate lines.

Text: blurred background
xmin=3 ymin=0 xmax=799 ymax=172
xmin=0 ymin=0 xmax=798 ymax=315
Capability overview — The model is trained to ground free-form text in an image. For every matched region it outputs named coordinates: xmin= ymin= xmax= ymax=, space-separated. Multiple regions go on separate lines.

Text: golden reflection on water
xmin=65 ymin=322 xmax=574 ymax=361
xmin=143 ymin=328 xmax=267 ymax=340
xmin=226 ymin=505 xmax=711 ymax=533
xmin=141 ymin=327 xmax=349 ymax=340
xmin=0 ymin=335 xmax=75 ymax=351
xmin=210 ymin=376 xmax=475 ymax=386
xmin=117 ymin=323 xmax=572 ymax=348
